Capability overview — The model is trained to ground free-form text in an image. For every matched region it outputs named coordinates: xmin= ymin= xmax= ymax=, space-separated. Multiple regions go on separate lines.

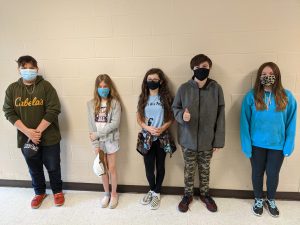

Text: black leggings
xmin=250 ymin=146 xmax=284 ymax=199
xmin=143 ymin=140 xmax=166 ymax=193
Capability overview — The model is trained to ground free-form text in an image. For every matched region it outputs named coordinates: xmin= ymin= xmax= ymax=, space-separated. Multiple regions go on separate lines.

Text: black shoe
xmin=252 ymin=198 xmax=264 ymax=216
xmin=264 ymin=199 xmax=280 ymax=217
xmin=178 ymin=195 xmax=193 ymax=213
xmin=200 ymin=195 xmax=218 ymax=212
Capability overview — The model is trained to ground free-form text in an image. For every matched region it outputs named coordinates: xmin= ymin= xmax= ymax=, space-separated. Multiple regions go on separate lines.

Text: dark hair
xmin=16 ymin=55 xmax=38 ymax=68
xmin=254 ymin=62 xmax=287 ymax=111
xmin=190 ymin=54 xmax=212 ymax=69
xmin=137 ymin=68 xmax=173 ymax=123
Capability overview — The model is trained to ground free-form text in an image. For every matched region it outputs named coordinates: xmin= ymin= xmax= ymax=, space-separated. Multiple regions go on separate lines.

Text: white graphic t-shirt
xmin=95 ymin=102 xmax=108 ymax=130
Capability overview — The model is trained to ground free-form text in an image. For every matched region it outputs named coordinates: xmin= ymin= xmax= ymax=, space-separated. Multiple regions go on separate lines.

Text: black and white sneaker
xmin=264 ymin=199 xmax=280 ymax=217
xmin=150 ymin=193 xmax=160 ymax=210
xmin=141 ymin=191 xmax=152 ymax=205
xmin=252 ymin=198 xmax=264 ymax=216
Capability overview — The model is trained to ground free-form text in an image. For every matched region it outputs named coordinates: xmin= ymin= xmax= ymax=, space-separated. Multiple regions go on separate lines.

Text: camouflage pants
xmin=183 ymin=147 xmax=213 ymax=196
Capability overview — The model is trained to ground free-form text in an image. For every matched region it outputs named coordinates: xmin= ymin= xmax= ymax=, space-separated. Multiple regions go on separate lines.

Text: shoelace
xmin=254 ymin=199 xmax=264 ymax=208
xmin=268 ymin=200 xmax=277 ymax=209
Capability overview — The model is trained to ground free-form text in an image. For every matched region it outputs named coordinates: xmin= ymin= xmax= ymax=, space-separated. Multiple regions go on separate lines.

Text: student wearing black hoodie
xmin=172 ymin=54 xmax=225 ymax=213
xmin=3 ymin=55 xmax=64 ymax=209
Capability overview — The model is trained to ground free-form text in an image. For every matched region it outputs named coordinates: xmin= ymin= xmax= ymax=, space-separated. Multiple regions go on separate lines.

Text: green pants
xmin=183 ymin=148 xmax=213 ymax=196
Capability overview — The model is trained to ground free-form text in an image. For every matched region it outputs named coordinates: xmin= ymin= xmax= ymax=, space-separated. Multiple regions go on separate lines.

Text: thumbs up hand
xmin=183 ymin=108 xmax=191 ymax=122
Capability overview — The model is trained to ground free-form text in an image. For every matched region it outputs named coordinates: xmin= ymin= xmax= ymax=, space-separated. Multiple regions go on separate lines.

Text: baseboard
xmin=0 ymin=179 xmax=299 ymax=201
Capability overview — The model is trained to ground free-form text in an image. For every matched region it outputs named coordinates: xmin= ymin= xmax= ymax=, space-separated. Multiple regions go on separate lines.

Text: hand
xmin=94 ymin=148 xmax=101 ymax=155
xmin=213 ymin=148 xmax=221 ymax=153
xmin=89 ymin=132 xmax=98 ymax=141
xmin=25 ymin=129 xmax=41 ymax=145
xmin=155 ymin=127 xmax=164 ymax=136
xmin=183 ymin=108 xmax=191 ymax=122
xmin=145 ymin=126 xmax=159 ymax=136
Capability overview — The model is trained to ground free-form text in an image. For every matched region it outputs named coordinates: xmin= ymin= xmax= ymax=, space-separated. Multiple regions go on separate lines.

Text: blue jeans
xmin=250 ymin=146 xmax=284 ymax=199
xmin=22 ymin=142 xmax=63 ymax=195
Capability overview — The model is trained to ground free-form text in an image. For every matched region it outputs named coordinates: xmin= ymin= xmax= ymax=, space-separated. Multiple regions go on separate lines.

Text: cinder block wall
xmin=0 ymin=0 xmax=299 ymax=192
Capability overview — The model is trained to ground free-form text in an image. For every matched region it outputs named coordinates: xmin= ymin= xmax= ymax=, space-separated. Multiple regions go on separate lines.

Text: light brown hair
xmin=254 ymin=62 xmax=287 ymax=111
xmin=93 ymin=74 xmax=121 ymax=114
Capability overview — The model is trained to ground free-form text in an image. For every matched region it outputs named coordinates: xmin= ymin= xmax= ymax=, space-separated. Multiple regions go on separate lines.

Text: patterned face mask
xmin=260 ymin=74 xmax=276 ymax=86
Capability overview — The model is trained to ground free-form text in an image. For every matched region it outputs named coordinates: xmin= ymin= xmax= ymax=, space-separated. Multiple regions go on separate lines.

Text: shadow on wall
xmin=58 ymin=99 xmax=70 ymax=180
xmin=116 ymin=97 xmax=131 ymax=172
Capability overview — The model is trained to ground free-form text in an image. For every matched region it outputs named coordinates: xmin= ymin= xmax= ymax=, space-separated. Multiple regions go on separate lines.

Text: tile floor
xmin=0 ymin=187 xmax=299 ymax=225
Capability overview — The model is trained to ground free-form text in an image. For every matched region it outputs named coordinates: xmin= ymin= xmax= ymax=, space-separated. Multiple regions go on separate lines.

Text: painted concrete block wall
xmin=0 ymin=0 xmax=299 ymax=192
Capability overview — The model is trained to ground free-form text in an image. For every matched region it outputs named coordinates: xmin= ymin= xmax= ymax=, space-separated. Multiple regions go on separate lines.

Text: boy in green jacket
xmin=3 ymin=55 xmax=64 ymax=209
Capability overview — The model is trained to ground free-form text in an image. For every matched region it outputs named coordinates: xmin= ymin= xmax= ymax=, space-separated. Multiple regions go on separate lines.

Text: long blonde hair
xmin=93 ymin=74 xmax=121 ymax=114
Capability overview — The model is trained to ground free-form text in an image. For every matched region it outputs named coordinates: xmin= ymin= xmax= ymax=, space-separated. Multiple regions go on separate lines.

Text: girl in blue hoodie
xmin=240 ymin=62 xmax=297 ymax=218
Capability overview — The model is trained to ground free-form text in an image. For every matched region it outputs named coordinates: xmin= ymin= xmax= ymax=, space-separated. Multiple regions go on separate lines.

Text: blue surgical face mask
xmin=20 ymin=69 xmax=38 ymax=81
xmin=97 ymin=87 xmax=110 ymax=98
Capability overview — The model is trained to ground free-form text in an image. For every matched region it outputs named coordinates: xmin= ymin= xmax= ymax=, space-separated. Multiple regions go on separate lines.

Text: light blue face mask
xmin=20 ymin=69 xmax=38 ymax=81
xmin=97 ymin=87 xmax=110 ymax=98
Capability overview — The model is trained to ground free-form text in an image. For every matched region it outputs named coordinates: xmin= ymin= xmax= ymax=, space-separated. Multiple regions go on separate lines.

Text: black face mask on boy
xmin=147 ymin=81 xmax=160 ymax=90
xmin=193 ymin=68 xmax=210 ymax=81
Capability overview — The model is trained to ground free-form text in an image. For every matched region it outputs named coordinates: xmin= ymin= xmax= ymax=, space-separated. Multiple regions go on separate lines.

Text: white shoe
xmin=101 ymin=194 xmax=110 ymax=208
xmin=141 ymin=191 xmax=152 ymax=205
xmin=109 ymin=195 xmax=118 ymax=209
xmin=150 ymin=193 xmax=160 ymax=210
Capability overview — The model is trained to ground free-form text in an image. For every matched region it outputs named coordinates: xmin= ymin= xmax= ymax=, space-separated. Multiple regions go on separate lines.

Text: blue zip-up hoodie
xmin=240 ymin=89 xmax=297 ymax=158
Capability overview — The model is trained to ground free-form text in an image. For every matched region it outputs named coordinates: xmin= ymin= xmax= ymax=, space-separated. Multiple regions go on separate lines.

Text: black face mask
xmin=147 ymin=81 xmax=160 ymax=90
xmin=193 ymin=68 xmax=210 ymax=81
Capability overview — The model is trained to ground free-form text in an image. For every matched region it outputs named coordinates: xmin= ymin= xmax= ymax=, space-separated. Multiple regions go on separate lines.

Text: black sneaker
xmin=264 ymin=199 xmax=280 ymax=217
xmin=252 ymin=198 xmax=264 ymax=216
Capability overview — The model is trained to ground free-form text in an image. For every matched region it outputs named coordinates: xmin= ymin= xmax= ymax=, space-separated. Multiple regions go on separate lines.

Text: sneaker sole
xmin=31 ymin=194 xmax=47 ymax=209
xmin=140 ymin=200 xmax=151 ymax=205
xmin=150 ymin=205 xmax=159 ymax=210
xmin=177 ymin=199 xmax=193 ymax=213
xmin=55 ymin=201 xmax=65 ymax=207
xmin=101 ymin=202 xmax=110 ymax=208
xmin=199 ymin=198 xmax=218 ymax=213
xmin=251 ymin=207 xmax=263 ymax=217
xmin=109 ymin=202 xmax=118 ymax=209
xmin=264 ymin=204 xmax=279 ymax=218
